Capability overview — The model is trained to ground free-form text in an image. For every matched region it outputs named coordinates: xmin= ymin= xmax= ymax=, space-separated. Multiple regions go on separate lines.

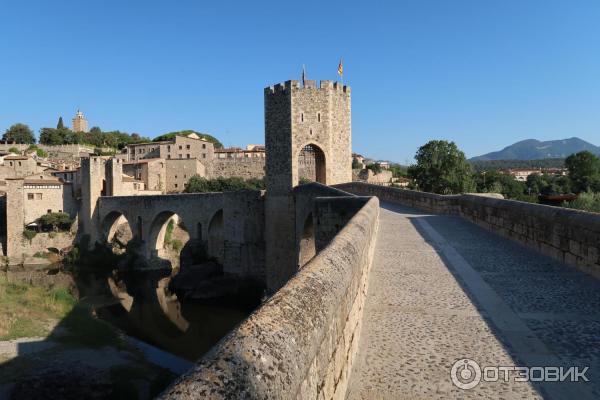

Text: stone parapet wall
xmin=336 ymin=182 xmax=600 ymax=278
xmin=336 ymin=182 xmax=460 ymax=214
xmin=160 ymin=196 xmax=379 ymax=399
xmin=459 ymin=195 xmax=600 ymax=278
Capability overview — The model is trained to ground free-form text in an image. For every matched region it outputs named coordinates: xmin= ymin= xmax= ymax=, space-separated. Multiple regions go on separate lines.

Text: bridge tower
xmin=80 ymin=157 xmax=107 ymax=245
xmin=264 ymin=79 xmax=352 ymax=291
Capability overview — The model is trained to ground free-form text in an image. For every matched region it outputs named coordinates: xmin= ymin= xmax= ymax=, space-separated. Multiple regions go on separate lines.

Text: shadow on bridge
xmin=376 ymin=201 xmax=600 ymax=398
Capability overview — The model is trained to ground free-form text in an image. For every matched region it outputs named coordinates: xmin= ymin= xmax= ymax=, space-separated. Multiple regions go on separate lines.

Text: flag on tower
xmin=337 ymin=58 xmax=343 ymax=77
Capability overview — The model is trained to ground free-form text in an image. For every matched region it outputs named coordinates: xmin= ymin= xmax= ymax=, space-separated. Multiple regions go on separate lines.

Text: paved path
xmin=347 ymin=202 xmax=600 ymax=400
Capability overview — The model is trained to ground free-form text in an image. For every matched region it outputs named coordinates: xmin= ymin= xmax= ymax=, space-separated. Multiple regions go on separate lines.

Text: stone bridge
xmin=95 ymin=191 xmax=265 ymax=277
xmin=97 ymin=193 xmax=223 ymax=259
xmin=160 ymin=183 xmax=600 ymax=400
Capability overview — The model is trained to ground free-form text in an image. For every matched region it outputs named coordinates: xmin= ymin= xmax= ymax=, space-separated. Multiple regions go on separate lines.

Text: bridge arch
xmin=148 ymin=211 xmax=190 ymax=259
xmin=100 ymin=210 xmax=133 ymax=246
xmin=298 ymin=142 xmax=326 ymax=185
xmin=207 ymin=209 xmax=224 ymax=263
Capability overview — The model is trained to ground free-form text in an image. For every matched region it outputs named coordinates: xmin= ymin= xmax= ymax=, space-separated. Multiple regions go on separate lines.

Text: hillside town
xmin=0 ymin=108 xmax=592 ymax=264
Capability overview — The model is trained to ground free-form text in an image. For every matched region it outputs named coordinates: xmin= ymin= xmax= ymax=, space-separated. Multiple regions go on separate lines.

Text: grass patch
xmin=0 ymin=276 xmax=76 ymax=340
xmin=164 ymin=219 xmax=174 ymax=247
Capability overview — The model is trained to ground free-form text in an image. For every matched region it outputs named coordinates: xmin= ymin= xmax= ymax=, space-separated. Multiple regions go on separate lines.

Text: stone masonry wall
xmin=337 ymin=182 xmax=600 ymax=278
xmin=208 ymin=157 xmax=266 ymax=180
xmin=160 ymin=196 xmax=379 ymax=399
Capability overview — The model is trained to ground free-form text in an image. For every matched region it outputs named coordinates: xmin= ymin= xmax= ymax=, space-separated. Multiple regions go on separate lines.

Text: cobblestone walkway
xmin=347 ymin=202 xmax=600 ymax=400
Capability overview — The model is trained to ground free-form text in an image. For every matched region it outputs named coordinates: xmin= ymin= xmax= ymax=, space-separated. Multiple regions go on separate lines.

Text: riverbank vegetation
xmin=0 ymin=273 xmax=178 ymax=399
xmin=0 ymin=275 xmax=76 ymax=340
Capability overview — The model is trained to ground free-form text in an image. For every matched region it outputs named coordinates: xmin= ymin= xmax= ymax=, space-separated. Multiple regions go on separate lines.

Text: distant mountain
xmin=470 ymin=137 xmax=600 ymax=161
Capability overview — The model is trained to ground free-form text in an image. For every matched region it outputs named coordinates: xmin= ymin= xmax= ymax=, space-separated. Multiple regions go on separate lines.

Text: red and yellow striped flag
xmin=337 ymin=58 xmax=343 ymax=77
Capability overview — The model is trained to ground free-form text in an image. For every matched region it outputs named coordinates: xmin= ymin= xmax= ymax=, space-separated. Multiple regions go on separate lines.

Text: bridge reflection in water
xmin=96 ymin=268 xmax=259 ymax=361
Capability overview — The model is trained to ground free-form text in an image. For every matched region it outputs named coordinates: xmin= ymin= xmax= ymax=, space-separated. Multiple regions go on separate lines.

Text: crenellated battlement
xmin=265 ymin=79 xmax=350 ymax=95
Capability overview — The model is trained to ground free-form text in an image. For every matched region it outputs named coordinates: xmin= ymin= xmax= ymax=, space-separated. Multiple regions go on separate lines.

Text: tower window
xmin=301 ymin=113 xmax=304 ymax=122
xmin=318 ymin=113 xmax=321 ymax=122
xmin=310 ymin=129 xmax=313 ymax=136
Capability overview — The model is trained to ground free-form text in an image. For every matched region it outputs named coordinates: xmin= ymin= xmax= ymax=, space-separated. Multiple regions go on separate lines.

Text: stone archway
xmin=100 ymin=211 xmax=133 ymax=250
xmin=298 ymin=143 xmax=326 ymax=184
xmin=148 ymin=211 xmax=190 ymax=264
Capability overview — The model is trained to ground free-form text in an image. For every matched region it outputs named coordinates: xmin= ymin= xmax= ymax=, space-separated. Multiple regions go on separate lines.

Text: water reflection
xmin=97 ymin=267 xmax=259 ymax=362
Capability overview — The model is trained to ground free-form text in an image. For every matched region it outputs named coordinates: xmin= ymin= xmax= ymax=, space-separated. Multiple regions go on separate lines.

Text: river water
xmin=79 ymin=267 xmax=259 ymax=362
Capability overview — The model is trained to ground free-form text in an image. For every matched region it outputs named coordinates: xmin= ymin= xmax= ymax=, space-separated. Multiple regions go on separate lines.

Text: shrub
xmin=164 ymin=219 xmax=174 ymax=245
xmin=38 ymin=212 xmax=72 ymax=232
xmin=184 ymin=176 xmax=265 ymax=193
xmin=366 ymin=163 xmax=383 ymax=174
xmin=23 ymin=229 xmax=37 ymax=241
xmin=8 ymin=147 xmax=19 ymax=154
xmin=563 ymin=191 xmax=600 ymax=213
xmin=171 ymin=239 xmax=183 ymax=252
xmin=63 ymin=246 xmax=80 ymax=265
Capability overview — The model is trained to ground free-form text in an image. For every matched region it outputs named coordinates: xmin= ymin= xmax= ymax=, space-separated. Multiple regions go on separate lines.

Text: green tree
xmin=3 ymin=123 xmax=35 ymax=144
xmin=526 ymin=173 xmax=547 ymax=195
xmin=474 ymin=170 xmax=527 ymax=199
xmin=28 ymin=144 xmax=48 ymax=158
xmin=351 ymin=158 xmax=362 ymax=169
xmin=38 ymin=212 xmax=73 ymax=232
xmin=366 ymin=163 xmax=382 ymax=174
xmin=39 ymin=128 xmax=65 ymax=145
xmin=565 ymin=151 xmax=600 ymax=193
xmin=389 ymin=164 xmax=407 ymax=178
xmin=8 ymin=147 xmax=19 ymax=154
xmin=57 ymin=117 xmax=64 ymax=129
xmin=408 ymin=140 xmax=474 ymax=194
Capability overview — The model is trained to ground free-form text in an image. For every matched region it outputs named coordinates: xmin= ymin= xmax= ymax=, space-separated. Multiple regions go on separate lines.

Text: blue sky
xmin=1 ymin=0 xmax=599 ymax=163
